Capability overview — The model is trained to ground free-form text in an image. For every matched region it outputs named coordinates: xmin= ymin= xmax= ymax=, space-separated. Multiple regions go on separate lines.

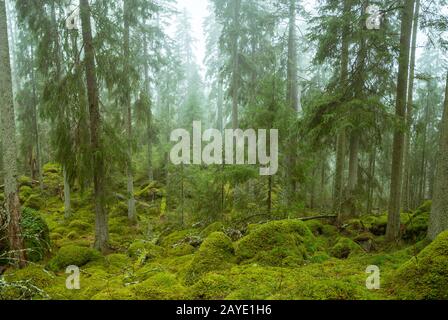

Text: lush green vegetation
xmin=0 ymin=169 xmax=444 ymax=300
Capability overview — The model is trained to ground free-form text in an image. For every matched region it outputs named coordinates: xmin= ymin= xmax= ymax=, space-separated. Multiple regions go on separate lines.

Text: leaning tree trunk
xmin=428 ymin=72 xmax=448 ymax=240
xmin=80 ymin=0 xmax=109 ymax=253
xmin=0 ymin=0 xmax=26 ymax=268
xmin=143 ymin=34 xmax=153 ymax=182
xmin=386 ymin=0 xmax=415 ymax=242
xmin=402 ymin=0 xmax=420 ymax=212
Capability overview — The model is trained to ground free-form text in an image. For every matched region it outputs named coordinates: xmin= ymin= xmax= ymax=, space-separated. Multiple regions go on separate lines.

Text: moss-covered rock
xmin=185 ymin=232 xmax=235 ymax=285
xmin=394 ymin=231 xmax=448 ymax=299
xmin=47 ymin=245 xmax=102 ymax=271
xmin=189 ymin=273 xmax=233 ymax=299
xmin=235 ymin=220 xmax=317 ymax=267
xmin=329 ymin=237 xmax=363 ymax=259
xmin=131 ymin=272 xmax=188 ymax=300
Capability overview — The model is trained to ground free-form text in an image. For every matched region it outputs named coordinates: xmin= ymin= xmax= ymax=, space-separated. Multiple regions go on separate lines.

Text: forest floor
xmin=0 ymin=163 xmax=446 ymax=300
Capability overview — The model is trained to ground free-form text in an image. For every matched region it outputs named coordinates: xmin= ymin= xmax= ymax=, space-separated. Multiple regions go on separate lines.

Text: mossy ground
xmin=0 ymin=172 xmax=445 ymax=300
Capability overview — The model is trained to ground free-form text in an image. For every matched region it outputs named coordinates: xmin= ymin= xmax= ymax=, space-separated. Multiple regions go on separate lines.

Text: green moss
xmin=159 ymin=229 xmax=198 ymax=248
xmin=24 ymin=194 xmax=44 ymax=210
xmin=329 ymin=237 xmax=363 ymax=259
xmin=168 ymin=243 xmax=196 ymax=257
xmin=189 ymin=273 xmax=233 ymax=299
xmin=235 ymin=220 xmax=317 ymax=267
xmin=185 ymin=232 xmax=235 ymax=285
xmin=200 ymin=222 xmax=225 ymax=238
xmin=393 ymin=231 xmax=448 ymax=299
xmin=402 ymin=212 xmax=429 ymax=242
xmin=131 ymin=272 xmax=188 ymax=300
xmin=66 ymin=231 xmax=79 ymax=240
xmin=18 ymin=176 xmax=33 ymax=187
xmin=309 ymin=251 xmax=331 ymax=263
xmin=68 ymin=220 xmax=92 ymax=233
xmin=92 ymin=287 xmax=136 ymax=300
xmin=322 ymin=224 xmax=338 ymax=237
xmin=305 ymin=220 xmax=324 ymax=235
xmin=47 ymin=245 xmax=102 ymax=271
xmin=19 ymin=186 xmax=33 ymax=202
xmin=127 ymin=240 xmax=165 ymax=260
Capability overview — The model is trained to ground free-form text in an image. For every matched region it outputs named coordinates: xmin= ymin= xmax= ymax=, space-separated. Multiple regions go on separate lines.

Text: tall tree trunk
xmin=30 ymin=45 xmax=43 ymax=191
xmin=334 ymin=0 xmax=351 ymax=218
xmin=123 ymin=0 xmax=136 ymax=222
xmin=0 ymin=0 xmax=26 ymax=268
xmin=386 ymin=0 xmax=415 ymax=241
xmin=231 ymin=0 xmax=241 ymax=130
xmin=285 ymin=0 xmax=299 ymax=205
xmin=287 ymin=0 xmax=298 ymax=112
xmin=143 ymin=34 xmax=153 ymax=182
xmin=402 ymin=0 xmax=420 ymax=212
xmin=80 ymin=0 xmax=109 ymax=253
xmin=428 ymin=72 xmax=448 ymax=240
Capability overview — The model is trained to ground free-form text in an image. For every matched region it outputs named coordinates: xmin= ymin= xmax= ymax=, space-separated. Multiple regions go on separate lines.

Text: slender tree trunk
xmin=80 ymin=0 xmax=109 ymax=253
xmin=231 ymin=0 xmax=241 ymax=130
xmin=30 ymin=45 xmax=43 ymax=191
xmin=285 ymin=0 xmax=299 ymax=205
xmin=143 ymin=34 xmax=153 ymax=182
xmin=63 ymin=167 xmax=71 ymax=219
xmin=386 ymin=0 xmax=415 ymax=241
xmin=123 ymin=0 xmax=136 ymax=222
xmin=0 ymin=0 xmax=26 ymax=268
xmin=287 ymin=0 xmax=298 ymax=112
xmin=334 ymin=0 xmax=351 ymax=218
xmin=428 ymin=72 xmax=448 ymax=240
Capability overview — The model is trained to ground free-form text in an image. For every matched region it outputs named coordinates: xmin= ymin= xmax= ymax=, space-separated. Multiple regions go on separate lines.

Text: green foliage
xmin=131 ymin=272 xmax=189 ymax=300
xmin=21 ymin=207 xmax=50 ymax=262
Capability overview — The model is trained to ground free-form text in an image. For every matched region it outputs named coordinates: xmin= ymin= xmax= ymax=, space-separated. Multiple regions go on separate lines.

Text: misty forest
xmin=1 ymin=0 xmax=448 ymax=300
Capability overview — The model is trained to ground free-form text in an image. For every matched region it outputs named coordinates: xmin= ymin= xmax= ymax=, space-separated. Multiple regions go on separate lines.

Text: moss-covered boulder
xmin=235 ymin=220 xmax=318 ymax=267
xmin=47 ymin=245 xmax=102 ymax=271
xmin=189 ymin=273 xmax=233 ymax=299
xmin=329 ymin=237 xmax=363 ymax=259
xmin=394 ymin=230 xmax=448 ymax=299
xmin=185 ymin=232 xmax=235 ymax=285
xmin=131 ymin=272 xmax=188 ymax=300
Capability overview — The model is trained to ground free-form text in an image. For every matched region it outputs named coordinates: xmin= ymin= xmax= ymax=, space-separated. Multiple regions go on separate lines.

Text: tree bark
xmin=0 ymin=0 xmax=26 ymax=268
xmin=231 ymin=0 xmax=241 ymax=130
xmin=386 ymin=0 xmax=415 ymax=241
xmin=80 ymin=0 xmax=109 ymax=253
xmin=123 ymin=0 xmax=136 ymax=222
xmin=402 ymin=0 xmax=420 ymax=212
